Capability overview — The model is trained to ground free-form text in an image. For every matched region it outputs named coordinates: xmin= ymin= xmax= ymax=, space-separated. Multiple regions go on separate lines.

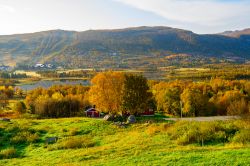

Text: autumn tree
xmin=180 ymin=88 xmax=213 ymax=117
xmin=227 ymin=98 xmax=249 ymax=116
xmin=215 ymin=90 xmax=247 ymax=115
xmin=88 ymin=72 xmax=125 ymax=114
xmin=122 ymin=74 xmax=153 ymax=115
xmin=0 ymin=93 xmax=9 ymax=110
xmin=13 ymin=101 xmax=26 ymax=113
xmin=164 ymin=87 xmax=181 ymax=116
xmin=153 ymin=82 xmax=182 ymax=115
xmin=0 ymin=86 xmax=14 ymax=98
xmin=15 ymin=87 xmax=24 ymax=98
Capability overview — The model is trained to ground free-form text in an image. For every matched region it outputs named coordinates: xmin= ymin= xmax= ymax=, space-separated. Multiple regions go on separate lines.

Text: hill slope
xmin=220 ymin=28 xmax=250 ymax=37
xmin=0 ymin=118 xmax=250 ymax=165
xmin=0 ymin=26 xmax=250 ymax=67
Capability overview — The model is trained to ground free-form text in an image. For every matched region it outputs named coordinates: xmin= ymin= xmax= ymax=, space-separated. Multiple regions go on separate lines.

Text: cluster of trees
xmin=153 ymin=79 xmax=250 ymax=116
xmin=25 ymin=85 xmax=90 ymax=118
xmin=0 ymin=72 xmax=28 ymax=79
xmin=0 ymin=86 xmax=14 ymax=110
xmin=23 ymin=72 xmax=153 ymax=117
xmin=166 ymin=65 xmax=250 ymax=81
xmin=18 ymin=72 xmax=249 ymax=118
xmin=0 ymin=79 xmax=17 ymax=86
xmin=37 ymin=70 xmax=95 ymax=78
xmin=89 ymin=72 xmax=153 ymax=115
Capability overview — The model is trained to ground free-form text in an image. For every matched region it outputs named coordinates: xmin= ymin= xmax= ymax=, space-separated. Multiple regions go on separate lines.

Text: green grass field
xmin=0 ymin=117 xmax=250 ymax=166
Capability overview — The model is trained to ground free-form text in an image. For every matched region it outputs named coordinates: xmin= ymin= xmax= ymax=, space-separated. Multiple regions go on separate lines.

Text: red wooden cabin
xmin=141 ymin=109 xmax=155 ymax=116
xmin=85 ymin=108 xmax=100 ymax=117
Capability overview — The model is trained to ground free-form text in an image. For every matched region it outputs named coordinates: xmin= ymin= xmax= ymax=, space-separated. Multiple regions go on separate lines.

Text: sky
xmin=0 ymin=0 xmax=250 ymax=35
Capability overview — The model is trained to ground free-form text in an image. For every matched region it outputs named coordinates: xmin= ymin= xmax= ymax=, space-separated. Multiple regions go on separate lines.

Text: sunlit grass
xmin=0 ymin=118 xmax=249 ymax=166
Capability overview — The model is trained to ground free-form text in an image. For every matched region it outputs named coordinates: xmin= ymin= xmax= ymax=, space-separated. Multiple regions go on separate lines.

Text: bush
xmin=34 ymin=97 xmax=80 ymax=118
xmin=0 ymin=147 xmax=17 ymax=159
xmin=11 ymin=131 xmax=39 ymax=144
xmin=49 ymin=136 xmax=95 ymax=150
xmin=231 ymin=129 xmax=250 ymax=144
xmin=13 ymin=101 xmax=26 ymax=113
xmin=167 ymin=121 xmax=235 ymax=146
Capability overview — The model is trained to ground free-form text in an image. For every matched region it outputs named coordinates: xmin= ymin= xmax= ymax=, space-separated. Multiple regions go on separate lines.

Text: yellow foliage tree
xmin=88 ymin=71 xmax=125 ymax=114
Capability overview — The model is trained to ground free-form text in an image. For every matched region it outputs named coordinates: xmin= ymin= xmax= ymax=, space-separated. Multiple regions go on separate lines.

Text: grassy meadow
xmin=0 ymin=117 xmax=250 ymax=166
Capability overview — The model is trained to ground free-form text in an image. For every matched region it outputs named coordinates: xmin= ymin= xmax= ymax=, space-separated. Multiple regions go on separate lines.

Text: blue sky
xmin=0 ymin=0 xmax=250 ymax=35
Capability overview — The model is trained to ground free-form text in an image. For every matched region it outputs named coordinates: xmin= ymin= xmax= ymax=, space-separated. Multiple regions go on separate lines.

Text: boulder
xmin=127 ymin=115 xmax=136 ymax=124
xmin=103 ymin=114 xmax=114 ymax=121
xmin=45 ymin=137 xmax=58 ymax=145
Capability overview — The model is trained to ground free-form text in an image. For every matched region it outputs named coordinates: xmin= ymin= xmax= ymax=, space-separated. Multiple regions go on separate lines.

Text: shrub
xmin=13 ymin=101 xmax=26 ymax=114
xmin=50 ymin=136 xmax=95 ymax=150
xmin=0 ymin=147 xmax=17 ymax=159
xmin=34 ymin=97 xmax=81 ymax=118
xmin=231 ymin=129 xmax=250 ymax=144
xmin=11 ymin=131 xmax=39 ymax=144
xmin=167 ymin=121 xmax=234 ymax=145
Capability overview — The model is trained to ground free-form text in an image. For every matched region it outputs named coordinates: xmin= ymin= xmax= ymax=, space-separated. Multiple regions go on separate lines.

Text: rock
xmin=127 ymin=115 xmax=136 ymax=124
xmin=45 ymin=137 xmax=58 ymax=145
xmin=1 ymin=118 xmax=10 ymax=122
xmin=103 ymin=114 xmax=114 ymax=121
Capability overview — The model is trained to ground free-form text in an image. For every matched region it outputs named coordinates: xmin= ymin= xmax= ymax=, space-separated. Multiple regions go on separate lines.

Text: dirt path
xmin=165 ymin=116 xmax=240 ymax=122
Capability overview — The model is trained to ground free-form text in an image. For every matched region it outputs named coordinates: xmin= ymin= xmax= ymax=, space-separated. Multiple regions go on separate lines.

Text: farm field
xmin=0 ymin=117 xmax=250 ymax=166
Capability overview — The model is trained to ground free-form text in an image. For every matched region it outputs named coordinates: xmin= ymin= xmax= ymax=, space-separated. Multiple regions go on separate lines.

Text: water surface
xmin=17 ymin=79 xmax=89 ymax=90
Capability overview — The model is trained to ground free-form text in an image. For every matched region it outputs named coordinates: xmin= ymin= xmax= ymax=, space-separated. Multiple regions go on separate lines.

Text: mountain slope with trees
xmin=0 ymin=26 xmax=250 ymax=67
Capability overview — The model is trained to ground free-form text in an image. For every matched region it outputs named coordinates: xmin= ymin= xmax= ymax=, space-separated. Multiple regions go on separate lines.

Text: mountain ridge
xmin=219 ymin=28 xmax=250 ymax=37
xmin=0 ymin=26 xmax=250 ymax=67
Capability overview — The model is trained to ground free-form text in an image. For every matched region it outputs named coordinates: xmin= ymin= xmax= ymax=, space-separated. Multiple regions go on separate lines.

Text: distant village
xmin=0 ymin=65 xmax=11 ymax=71
xmin=0 ymin=63 xmax=55 ymax=71
xmin=33 ymin=63 xmax=54 ymax=69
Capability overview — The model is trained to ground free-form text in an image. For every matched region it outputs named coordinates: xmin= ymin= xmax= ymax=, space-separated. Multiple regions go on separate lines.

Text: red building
xmin=141 ymin=109 xmax=155 ymax=116
xmin=85 ymin=108 xmax=100 ymax=117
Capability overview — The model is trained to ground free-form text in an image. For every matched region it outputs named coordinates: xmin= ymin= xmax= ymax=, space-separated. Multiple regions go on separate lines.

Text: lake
xmin=17 ymin=79 xmax=90 ymax=90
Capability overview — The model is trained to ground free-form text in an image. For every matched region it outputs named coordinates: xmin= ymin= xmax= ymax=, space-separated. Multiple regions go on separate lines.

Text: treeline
xmin=37 ymin=70 xmax=95 ymax=78
xmin=24 ymin=85 xmax=90 ymax=118
xmin=88 ymin=72 xmax=249 ymax=117
xmin=152 ymin=79 xmax=250 ymax=116
xmin=23 ymin=72 xmax=153 ymax=118
xmin=17 ymin=72 xmax=250 ymax=118
xmin=166 ymin=65 xmax=250 ymax=81
xmin=0 ymin=72 xmax=28 ymax=79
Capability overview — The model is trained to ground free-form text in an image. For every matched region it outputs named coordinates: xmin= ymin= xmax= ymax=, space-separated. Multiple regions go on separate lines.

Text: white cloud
xmin=115 ymin=0 xmax=250 ymax=27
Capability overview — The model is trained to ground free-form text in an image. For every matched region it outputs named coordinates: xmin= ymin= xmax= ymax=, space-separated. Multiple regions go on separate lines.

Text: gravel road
xmin=165 ymin=116 xmax=240 ymax=122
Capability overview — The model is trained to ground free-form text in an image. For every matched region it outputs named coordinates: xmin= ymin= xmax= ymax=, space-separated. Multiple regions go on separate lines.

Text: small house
xmin=141 ymin=108 xmax=154 ymax=116
xmin=85 ymin=108 xmax=100 ymax=118
xmin=34 ymin=63 xmax=45 ymax=68
xmin=0 ymin=65 xmax=10 ymax=71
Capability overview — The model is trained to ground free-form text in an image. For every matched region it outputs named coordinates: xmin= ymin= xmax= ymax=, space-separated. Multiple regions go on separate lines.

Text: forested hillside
xmin=0 ymin=27 xmax=250 ymax=67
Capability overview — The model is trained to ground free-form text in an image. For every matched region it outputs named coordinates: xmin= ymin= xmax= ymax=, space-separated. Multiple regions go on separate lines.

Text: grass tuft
xmin=0 ymin=147 xmax=17 ymax=159
xmin=48 ymin=136 xmax=95 ymax=150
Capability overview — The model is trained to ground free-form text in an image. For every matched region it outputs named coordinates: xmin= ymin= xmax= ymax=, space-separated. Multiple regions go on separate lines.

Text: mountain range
xmin=0 ymin=26 xmax=250 ymax=67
